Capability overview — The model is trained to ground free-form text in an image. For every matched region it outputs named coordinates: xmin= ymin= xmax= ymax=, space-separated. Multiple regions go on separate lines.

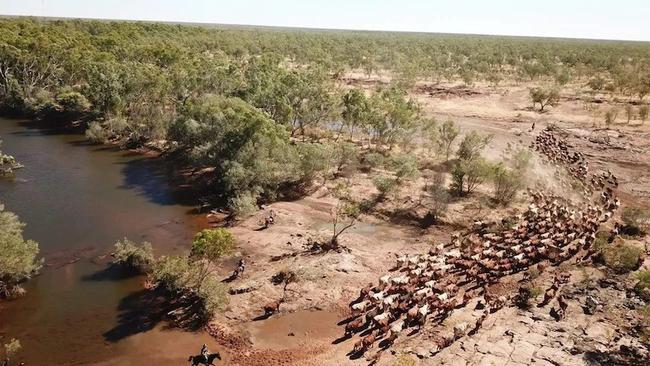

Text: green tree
xmin=389 ymin=154 xmax=420 ymax=182
xmin=170 ymin=96 xmax=307 ymax=206
xmin=530 ymin=87 xmax=560 ymax=112
xmin=491 ymin=163 xmax=524 ymax=205
xmin=0 ymin=204 xmax=41 ymax=299
xmin=373 ymin=176 xmax=398 ymax=201
xmin=191 ymin=228 xmax=235 ymax=266
xmin=436 ymin=120 xmax=460 ymax=161
xmin=450 ymin=158 xmax=492 ymax=196
xmin=149 ymin=255 xmax=228 ymax=320
xmin=457 ymin=131 xmax=493 ymax=161
xmin=368 ymin=87 xmax=420 ymax=149
xmin=341 ymin=89 xmax=370 ymax=140
xmin=331 ymin=141 xmax=359 ymax=177
xmin=330 ymin=199 xmax=360 ymax=248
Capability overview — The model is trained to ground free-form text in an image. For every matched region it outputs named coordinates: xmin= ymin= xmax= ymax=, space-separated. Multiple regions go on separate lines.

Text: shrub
xmin=451 ymin=158 xmax=492 ymax=196
xmin=360 ymin=152 xmax=385 ymax=172
xmin=639 ymin=105 xmax=649 ymax=124
xmin=297 ymin=142 xmax=332 ymax=183
xmin=427 ymin=172 xmax=450 ymax=222
xmin=600 ymin=243 xmax=644 ymax=274
xmin=505 ymin=146 xmax=532 ymax=172
xmin=457 ymin=131 xmax=493 ymax=161
xmin=635 ymin=271 xmax=650 ymax=301
xmin=150 ymin=255 xmax=194 ymax=292
xmin=593 ymin=230 xmax=610 ymax=250
xmin=588 ymin=76 xmax=606 ymax=91
xmin=640 ymin=304 xmax=650 ymax=342
xmin=373 ymin=176 xmax=398 ymax=200
xmin=491 ymin=163 xmax=524 ymax=205
xmin=393 ymin=354 xmax=417 ymax=366
xmin=604 ymin=108 xmax=618 ymax=126
xmin=331 ymin=141 xmax=358 ymax=176
xmin=0 ymin=141 xmax=23 ymax=175
xmin=227 ymin=193 xmax=258 ymax=218
xmin=450 ymin=163 xmax=466 ymax=196
xmin=435 ymin=120 xmax=460 ymax=161
xmin=555 ymin=68 xmax=571 ymax=85
xmin=2 ymin=338 xmax=21 ymax=364
xmin=515 ymin=285 xmax=534 ymax=310
xmin=112 ymin=238 xmax=154 ymax=273
xmin=530 ymin=87 xmax=560 ymax=111
xmin=195 ymin=275 xmax=229 ymax=317
xmin=56 ymin=90 xmax=91 ymax=116
xmin=85 ymin=121 xmax=110 ymax=143
xmin=621 ymin=207 xmax=650 ymax=235
xmin=389 ymin=154 xmax=419 ymax=181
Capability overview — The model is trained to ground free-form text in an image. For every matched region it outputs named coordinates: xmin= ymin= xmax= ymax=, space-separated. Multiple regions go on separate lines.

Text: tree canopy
xmin=0 ymin=204 xmax=41 ymax=298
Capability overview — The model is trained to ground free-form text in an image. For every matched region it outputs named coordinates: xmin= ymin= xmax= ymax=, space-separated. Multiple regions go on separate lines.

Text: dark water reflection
xmin=0 ymin=118 xmax=210 ymax=365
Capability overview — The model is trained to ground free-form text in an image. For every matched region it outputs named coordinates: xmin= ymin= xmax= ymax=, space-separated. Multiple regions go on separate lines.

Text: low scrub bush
xmin=600 ymin=242 xmax=644 ymax=274
xmin=360 ymin=152 xmax=385 ymax=172
xmin=491 ymin=163 xmax=524 ymax=205
xmin=621 ymin=207 xmax=650 ymax=236
xmin=634 ymin=271 xmax=650 ymax=301
xmin=227 ymin=192 xmax=258 ymax=218
xmin=373 ymin=176 xmax=398 ymax=200
xmin=112 ymin=238 xmax=154 ymax=273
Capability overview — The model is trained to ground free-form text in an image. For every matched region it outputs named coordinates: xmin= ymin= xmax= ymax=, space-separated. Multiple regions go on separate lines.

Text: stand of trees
xmin=0 ymin=203 xmax=41 ymax=299
xmin=1 ymin=18 xmax=647 ymax=213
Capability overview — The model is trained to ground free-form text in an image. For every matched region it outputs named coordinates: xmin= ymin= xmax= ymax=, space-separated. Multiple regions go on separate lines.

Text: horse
xmin=188 ymin=352 xmax=221 ymax=366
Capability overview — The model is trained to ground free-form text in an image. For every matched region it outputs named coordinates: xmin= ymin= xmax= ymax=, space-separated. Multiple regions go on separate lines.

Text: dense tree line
xmin=1 ymin=18 xmax=649 ymax=211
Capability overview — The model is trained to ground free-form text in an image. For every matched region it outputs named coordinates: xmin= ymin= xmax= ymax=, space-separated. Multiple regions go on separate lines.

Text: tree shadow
xmin=81 ymin=265 xmax=140 ymax=282
xmin=13 ymin=119 xmax=86 ymax=136
xmin=116 ymin=155 xmax=203 ymax=208
xmin=103 ymin=288 xmax=169 ymax=342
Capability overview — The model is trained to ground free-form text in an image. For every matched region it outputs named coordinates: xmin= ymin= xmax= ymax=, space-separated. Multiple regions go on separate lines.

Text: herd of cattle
xmin=340 ymin=128 xmax=620 ymax=358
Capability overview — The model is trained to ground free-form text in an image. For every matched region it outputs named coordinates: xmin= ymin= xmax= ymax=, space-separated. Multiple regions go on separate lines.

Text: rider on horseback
xmin=200 ymin=344 xmax=209 ymax=363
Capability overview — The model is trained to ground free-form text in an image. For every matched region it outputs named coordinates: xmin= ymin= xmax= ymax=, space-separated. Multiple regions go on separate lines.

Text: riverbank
xmin=0 ymin=116 xmax=211 ymax=365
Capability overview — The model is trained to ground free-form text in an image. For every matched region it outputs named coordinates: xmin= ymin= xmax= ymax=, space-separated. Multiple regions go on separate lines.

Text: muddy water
xmin=0 ymin=118 xmax=220 ymax=365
